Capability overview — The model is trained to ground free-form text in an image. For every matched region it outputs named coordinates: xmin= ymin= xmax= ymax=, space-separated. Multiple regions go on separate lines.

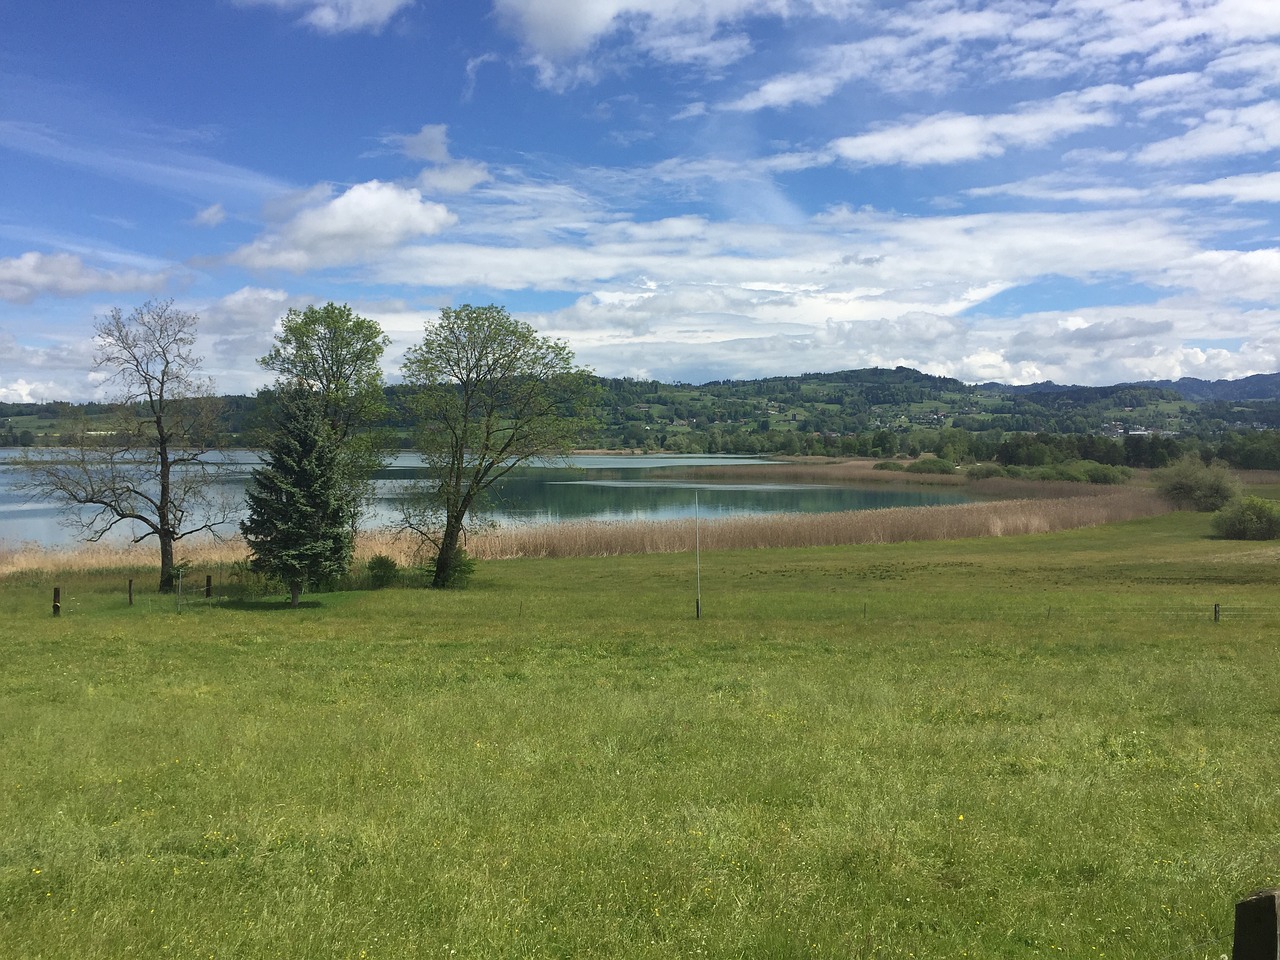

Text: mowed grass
xmin=3 ymin=512 xmax=1280 ymax=959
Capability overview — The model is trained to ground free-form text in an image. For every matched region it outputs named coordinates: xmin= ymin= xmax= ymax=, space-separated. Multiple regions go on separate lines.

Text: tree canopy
xmin=400 ymin=304 xmax=598 ymax=587
xmin=258 ymin=302 xmax=390 ymax=532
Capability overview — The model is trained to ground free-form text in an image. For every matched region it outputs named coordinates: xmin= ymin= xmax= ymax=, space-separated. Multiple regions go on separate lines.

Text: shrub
xmin=1031 ymin=463 xmax=1085 ymax=482
xmin=367 ymin=554 xmax=400 ymax=589
xmin=872 ymin=460 xmax=905 ymax=471
xmin=1080 ymin=461 xmax=1132 ymax=485
xmin=429 ymin=547 xmax=475 ymax=588
xmin=1211 ymin=497 xmax=1280 ymax=540
xmin=965 ymin=463 xmax=1008 ymax=480
xmin=1154 ymin=455 xmax=1241 ymax=511
xmin=905 ymin=458 xmax=956 ymax=475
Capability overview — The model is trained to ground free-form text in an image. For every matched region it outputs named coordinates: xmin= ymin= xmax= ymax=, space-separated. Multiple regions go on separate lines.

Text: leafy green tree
xmin=1154 ymin=454 xmax=1240 ymax=511
xmin=258 ymin=302 xmax=390 ymax=533
xmin=17 ymin=300 xmax=231 ymax=592
xmin=400 ymin=304 xmax=598 ymax=588
xmin=241 ymin=385 xmax=352 ymax=607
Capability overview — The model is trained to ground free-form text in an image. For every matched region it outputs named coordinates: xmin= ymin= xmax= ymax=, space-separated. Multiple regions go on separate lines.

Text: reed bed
xmin=0 ymin=488 xmax=1170 ymax=576
xmin=468 ymin=486 xmax=1168 ymax=558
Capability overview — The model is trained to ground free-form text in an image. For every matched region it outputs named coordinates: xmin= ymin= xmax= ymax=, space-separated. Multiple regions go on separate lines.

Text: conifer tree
xmin=241 ymin=384 xmax=352 ymax=606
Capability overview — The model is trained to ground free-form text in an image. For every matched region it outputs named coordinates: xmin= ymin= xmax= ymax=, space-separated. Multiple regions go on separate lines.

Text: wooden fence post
xmin=52 ymin=586 xmax=60 ymax=617
xmin=1234 ymin=889 xmax=1279 ymax=960
xmin=128 ymin=579 xmax=134 ymax=606
xmin=206 ymin=575 xmax=212 ymax=599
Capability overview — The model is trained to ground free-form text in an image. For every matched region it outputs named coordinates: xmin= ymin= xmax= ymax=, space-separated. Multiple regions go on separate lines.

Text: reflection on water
xmin=0 ymin=449 xmax=971 ymax=547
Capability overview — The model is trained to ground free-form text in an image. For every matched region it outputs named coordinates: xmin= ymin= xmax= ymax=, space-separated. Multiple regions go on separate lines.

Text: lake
xmin=0 ymin=449 xmax=972 ymax=548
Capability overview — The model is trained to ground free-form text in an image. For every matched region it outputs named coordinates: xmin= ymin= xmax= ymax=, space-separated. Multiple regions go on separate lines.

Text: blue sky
xmin=2 ymin=0 xmax=1279 ymax=401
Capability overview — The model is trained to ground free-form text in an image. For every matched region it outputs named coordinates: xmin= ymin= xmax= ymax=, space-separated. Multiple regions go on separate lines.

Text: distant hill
xmin=1134 ymin=373 xmax=1280 ymax=402
xmin=978 ymin=372 xmax=1280 ymax=402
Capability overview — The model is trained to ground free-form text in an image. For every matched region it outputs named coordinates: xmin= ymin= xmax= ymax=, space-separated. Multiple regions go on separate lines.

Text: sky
xmin=2 ymin=0 xmax=1279 ymax=402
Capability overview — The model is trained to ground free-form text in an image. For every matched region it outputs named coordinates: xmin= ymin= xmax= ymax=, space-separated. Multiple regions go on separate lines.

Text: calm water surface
xmin=0 ymin=449 xmax=972 ymax=547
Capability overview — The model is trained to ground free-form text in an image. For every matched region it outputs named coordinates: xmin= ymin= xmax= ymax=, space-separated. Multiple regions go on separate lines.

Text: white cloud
xmin=1138 ymin=100 xmax=1280 ymax=164
xmin=387 ymin=124 xmax=493 ymax=195
xmin=721 ymin=0 xmax=1280 ymax=114
xmin=492 ymin=0 xmax=849 ymax=86
xmin=968 ymin=175 xmax=1149 ymax=204
xmin=417 ymin=161 xmax=493 ymax=195
xmin=193 ymin=203 xmax=227 ymax=227
xmin=828 ymin=99 xmax=1115 ymax=167
xmin=1174 ymin=170 xmax=1280 ymax=203
xmin=232 ymin=0 xmax=413 ymax=32
xmin=0 ymin=378 xmax=64 ymax=404
xmin=1166 ymin=248 xmax=1280 ymax=302
xmin=229 ymin=180 xmax=456 ymax=272
xmin=391 ymin=124 xmax=451 ymax=163
xmin=0 ymin=252 xmax=169 ymax=304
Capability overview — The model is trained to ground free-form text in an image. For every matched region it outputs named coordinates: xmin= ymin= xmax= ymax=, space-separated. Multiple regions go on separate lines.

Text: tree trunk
xmin=158 ymin=533 xmax=176 ymax=593
xmin=433 ymin=515 xmax=464 ymax=588
xmin=157 ymin=432 xmax=174 ymax=592
xmin=290 ymin=582 xmax=301 ymax=608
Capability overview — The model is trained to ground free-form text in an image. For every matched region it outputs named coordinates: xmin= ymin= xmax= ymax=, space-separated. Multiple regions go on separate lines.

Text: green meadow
xmin=2 ymin=512 xmax=1279 ymax=959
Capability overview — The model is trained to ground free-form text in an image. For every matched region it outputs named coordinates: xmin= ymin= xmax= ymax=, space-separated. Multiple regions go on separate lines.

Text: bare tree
xmin=18 ymin=299 xmax=233 ymax=591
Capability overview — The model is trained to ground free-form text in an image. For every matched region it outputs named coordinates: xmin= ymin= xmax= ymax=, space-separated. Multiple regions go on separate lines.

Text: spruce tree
xmin=241 ymin=384 xmax=352 ymax=606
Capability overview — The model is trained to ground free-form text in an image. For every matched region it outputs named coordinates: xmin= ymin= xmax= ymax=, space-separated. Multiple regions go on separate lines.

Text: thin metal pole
xmin=695 ymin=490 xmax=702 ymax=619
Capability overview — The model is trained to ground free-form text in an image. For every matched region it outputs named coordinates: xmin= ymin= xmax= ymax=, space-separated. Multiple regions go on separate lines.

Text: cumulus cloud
xmin=0 ymin=377 xmax=67 ymax=403
xmin=229 ymin=180 xmax=456 ymax=272
xmin=232 ymin=0 xmax=413 ymax=32
xmin=0 ymin=252 xmax=169 ymax=304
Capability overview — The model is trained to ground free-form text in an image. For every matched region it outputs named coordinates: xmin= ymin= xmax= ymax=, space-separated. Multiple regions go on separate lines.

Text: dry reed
xmin=464 ymin=487 xmax=1169 ymax=558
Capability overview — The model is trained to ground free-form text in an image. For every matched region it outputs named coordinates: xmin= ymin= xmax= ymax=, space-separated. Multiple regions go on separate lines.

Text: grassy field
xmin=2 ymin=511 xmax=1279 ymax=959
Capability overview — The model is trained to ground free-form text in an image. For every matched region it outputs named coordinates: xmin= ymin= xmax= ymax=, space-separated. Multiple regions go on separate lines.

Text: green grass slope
xmin=2 ymin=512 xmax=1278 ymax=959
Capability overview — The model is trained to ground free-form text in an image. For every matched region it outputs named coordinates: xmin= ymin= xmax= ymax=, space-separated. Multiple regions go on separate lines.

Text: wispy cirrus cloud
xmin=827 ymin=99 xmax=1115 ymax=167
xmin=0 ymin=120 xmax=290 ymax=204
xmin=231 ymin=0 xmax=414 ymax=32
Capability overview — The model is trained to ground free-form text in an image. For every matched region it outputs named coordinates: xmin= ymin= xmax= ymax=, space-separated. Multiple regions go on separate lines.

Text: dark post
xmin=128 ymin=579 xmax=134 ymax=606
xmin=1233 ymin=889 xmax=1279 ymax=960
xmin=1215 ymin=603 xmax=1221 ymax=623
xmin=52 ymin=586 xmax=60 ymax=617
xmin=205 ymin=575 xmax=212 ymax=599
